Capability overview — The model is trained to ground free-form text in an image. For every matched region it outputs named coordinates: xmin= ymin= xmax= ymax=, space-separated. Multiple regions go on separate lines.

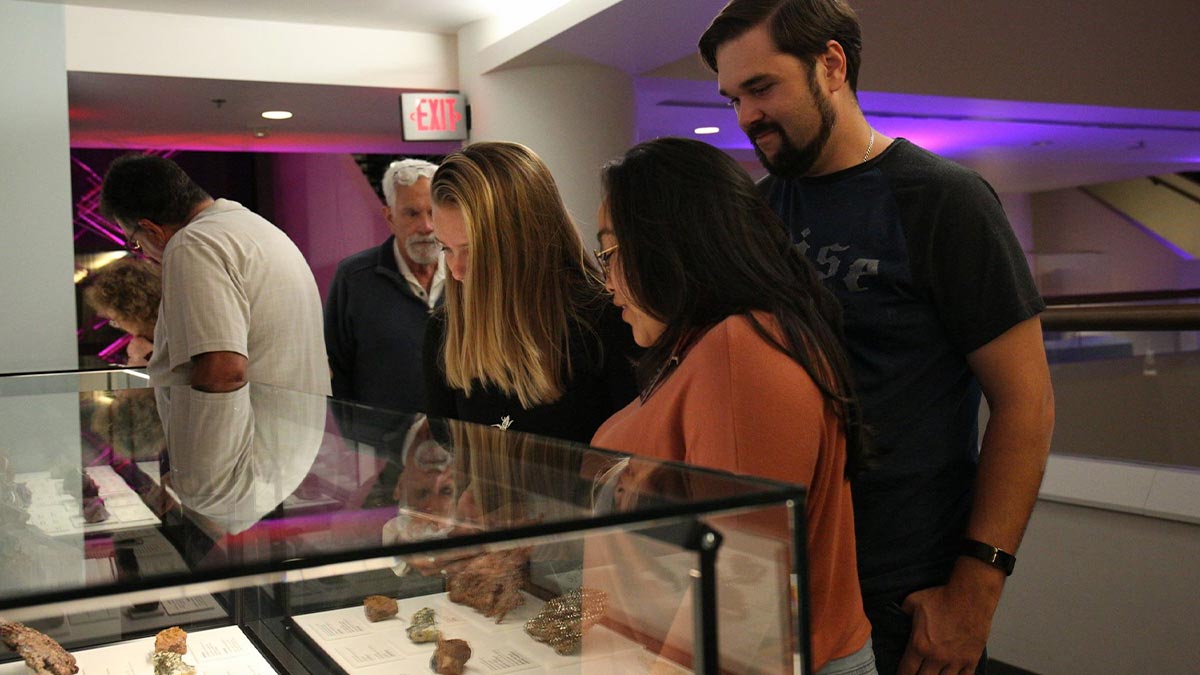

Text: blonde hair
xmin=450 ymin=420 xmax=580 ymax=527
xmin=431 ymin=142 xmax=602 ymax=408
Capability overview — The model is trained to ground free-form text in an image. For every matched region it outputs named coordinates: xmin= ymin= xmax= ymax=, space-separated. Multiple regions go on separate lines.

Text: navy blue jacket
xmin=325 ymin=237 xmax=439 ymax=425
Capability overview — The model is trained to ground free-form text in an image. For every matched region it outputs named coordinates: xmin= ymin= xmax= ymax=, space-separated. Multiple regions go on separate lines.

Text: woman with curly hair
xmin=83 ymin=257 xmax=161 ymax=365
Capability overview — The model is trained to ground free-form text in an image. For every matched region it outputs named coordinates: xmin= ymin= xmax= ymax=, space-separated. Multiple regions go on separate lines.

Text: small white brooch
xmin=492 ymin=416 xmax=514 ymax=431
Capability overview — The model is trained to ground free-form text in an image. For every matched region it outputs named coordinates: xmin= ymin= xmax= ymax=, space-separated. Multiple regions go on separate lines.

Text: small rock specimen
xmin=154 ymin=626 xmax=187 ymax=655
xmin=0 ymin=621 xmax=79 ymax=675
xmin=362 ymin=595 xmax=398 ymax=622
xmin=406 ymin=606 xmax=441 ymax=643
xmin=432 ymin=637 xmax=472 ymax=675
xmin=151 ymin=650 xmax=196 ymax=675
xmin=446 ymin=548 xmax=528 ymax=623
xmin=81 ymin=495 xmax=109 ymax=524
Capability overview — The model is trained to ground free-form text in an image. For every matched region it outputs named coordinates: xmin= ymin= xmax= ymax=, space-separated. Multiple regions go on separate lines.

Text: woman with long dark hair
xmin=591 ymin=137 xmax=875 ymax=674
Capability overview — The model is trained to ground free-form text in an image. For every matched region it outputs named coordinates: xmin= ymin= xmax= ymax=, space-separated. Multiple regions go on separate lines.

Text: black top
xmin=423 ymin=298 xmax=640 ymax=445
xmin=325 ymin=237 xmax=439 ymax=443
xmin=762 ymin=139 xmax=1045 ymax=600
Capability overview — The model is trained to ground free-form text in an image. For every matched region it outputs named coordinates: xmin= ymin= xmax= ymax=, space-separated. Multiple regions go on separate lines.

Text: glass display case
xmin=0 ymin=374 xmax=809 ymax=674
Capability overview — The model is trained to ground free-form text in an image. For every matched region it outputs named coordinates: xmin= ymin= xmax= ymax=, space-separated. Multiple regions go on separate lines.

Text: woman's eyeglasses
xmin=593 ymin=244 xmax=619 ymax=278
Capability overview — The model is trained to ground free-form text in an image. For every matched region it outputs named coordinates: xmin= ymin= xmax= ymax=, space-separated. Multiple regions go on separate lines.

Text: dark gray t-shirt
xmin=762 ymin=139 xmax=1044 ymax=600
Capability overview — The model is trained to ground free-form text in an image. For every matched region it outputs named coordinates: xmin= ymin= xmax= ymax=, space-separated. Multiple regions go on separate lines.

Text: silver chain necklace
xmin=863 ymin=128 xmax=876 ymax=162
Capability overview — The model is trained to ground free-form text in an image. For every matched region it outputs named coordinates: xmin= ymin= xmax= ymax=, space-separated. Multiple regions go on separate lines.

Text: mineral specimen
xmin=432 ymin=637 xmax=472 ymax=675
xmin=0 ymin=621 xmax=79 ymax=675
xmin=151 ymin=650 xmax=196 ymax=675
xmin=406 ymin=606 xmax=441 ymax=643
xmin=446 ymin=548 xmax=529 ymax=623
xmin=81 ymin=495 xmax=109 ymax=524
xmin=154 ymin=626 xmax=187 ymax=655
xmin=362 ymin=595 xmax=398 ymax=622
xmin=524 ymin=588 xmax=608 ymax=655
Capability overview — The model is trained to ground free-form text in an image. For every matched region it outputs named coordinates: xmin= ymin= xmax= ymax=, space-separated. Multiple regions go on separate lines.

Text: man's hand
xmin=898 ymin=560 xmax=1004 ymax=675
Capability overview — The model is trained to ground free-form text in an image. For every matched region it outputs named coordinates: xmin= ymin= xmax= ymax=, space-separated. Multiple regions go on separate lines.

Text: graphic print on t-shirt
xmin=795 ymin=227 xmax=880 ymax=292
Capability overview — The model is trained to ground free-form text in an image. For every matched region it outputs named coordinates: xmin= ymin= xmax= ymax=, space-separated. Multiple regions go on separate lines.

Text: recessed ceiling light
xmin=261 ymin=110 xmax=293 ymax=120
xmin=694 ymin=126 xmax=720 ymax=135
xmin=1031 ymin=140 xmax=1053 ymax=147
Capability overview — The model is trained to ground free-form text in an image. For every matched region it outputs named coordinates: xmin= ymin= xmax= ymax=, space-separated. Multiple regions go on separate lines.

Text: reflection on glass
xmin=1 ymin=375 xmax=807 ymax=674
xmin=161 ymin=384 xmax=324 ymax=537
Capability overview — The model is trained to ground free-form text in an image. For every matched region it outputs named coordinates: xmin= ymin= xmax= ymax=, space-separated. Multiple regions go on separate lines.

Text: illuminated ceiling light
xmin=694 ymin=126 xmax=720 ymax=135
xmin=261 ymin=110 xmax=293 ymax=120
xmin=79 ymin=251 xmax=128 ymax=274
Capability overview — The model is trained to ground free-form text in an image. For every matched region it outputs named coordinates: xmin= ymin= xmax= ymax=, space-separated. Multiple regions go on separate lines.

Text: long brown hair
xmin=602 ymin=137 xmax=870 ymax=476
xmin=431 ymin=142 xmax=604 ymax=408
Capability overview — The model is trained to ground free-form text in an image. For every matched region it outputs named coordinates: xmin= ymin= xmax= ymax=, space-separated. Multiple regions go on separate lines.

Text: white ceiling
xmin=55 ymin=0 xmax=1200 ymax=194
xmin=67 ymin=72 xmax=459 ymax=155
xmin=29 ymin=0 xmax=569 ymax=33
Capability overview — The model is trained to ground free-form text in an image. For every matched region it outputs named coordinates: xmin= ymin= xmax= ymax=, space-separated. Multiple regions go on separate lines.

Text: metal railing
xmin=1041 ymin=288 xmax=1200 ymax=332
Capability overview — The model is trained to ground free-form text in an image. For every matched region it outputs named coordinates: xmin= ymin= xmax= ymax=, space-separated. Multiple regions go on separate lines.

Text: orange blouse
xmin=592 ymin=314 xmax=871 ymax=671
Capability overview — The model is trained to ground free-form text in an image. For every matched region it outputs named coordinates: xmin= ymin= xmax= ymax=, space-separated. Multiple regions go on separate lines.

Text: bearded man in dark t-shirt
xmin=700 ymin=3 xmax=1055 ymax=674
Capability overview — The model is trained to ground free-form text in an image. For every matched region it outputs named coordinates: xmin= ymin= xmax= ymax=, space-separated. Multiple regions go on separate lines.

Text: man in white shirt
xmin=99 ymin=154 xmax=330 ymax=397
xmin=324 ymin=159 xmax=444 ymax=419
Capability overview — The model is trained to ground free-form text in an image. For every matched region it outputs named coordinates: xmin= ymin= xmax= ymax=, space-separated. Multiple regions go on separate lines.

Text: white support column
xmin=458 ymin=24 xmax=635 ymax=247
xmin=0 ymin=0 xmax=78 ymax=374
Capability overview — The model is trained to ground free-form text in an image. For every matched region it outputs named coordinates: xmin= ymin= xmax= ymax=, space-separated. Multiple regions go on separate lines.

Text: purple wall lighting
xmin=71 ymin=149 xmax=179 ymax=250
xmin=72 ymin=149 xmax=178 ymax=364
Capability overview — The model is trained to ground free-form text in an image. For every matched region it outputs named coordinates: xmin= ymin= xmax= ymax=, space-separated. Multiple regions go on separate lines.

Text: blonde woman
xmin=423 ymin=142 xmax=638 ymax=443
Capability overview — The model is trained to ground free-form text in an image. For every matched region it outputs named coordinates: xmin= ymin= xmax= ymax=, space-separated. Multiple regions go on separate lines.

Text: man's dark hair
xmin=601 ymin=137 xmax=870 ymax=476
xmin=99 ymin=154 xmax=212 ymax=229
xmin=699 ymin=0 xmax=863 ymax=92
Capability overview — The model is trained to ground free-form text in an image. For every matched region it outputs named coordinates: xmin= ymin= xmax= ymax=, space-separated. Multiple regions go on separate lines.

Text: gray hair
xmin=382 ymin=158 xmax=437 ymax=210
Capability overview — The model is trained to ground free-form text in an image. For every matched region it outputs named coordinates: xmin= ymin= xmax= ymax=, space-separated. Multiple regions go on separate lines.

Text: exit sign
xmin=400 ymin=92 xmax=468 ymax=141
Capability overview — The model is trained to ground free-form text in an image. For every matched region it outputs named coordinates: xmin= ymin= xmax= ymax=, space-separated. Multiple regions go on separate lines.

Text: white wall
xmin=459 ymin=62 xmax=634 ymax=246
xmin=990 ymin=500 xmax=1200 ymax=674
xmin=0 ymin=0 xmax=78 ymax=374
xmin=459 ymin=17 xmax=635 ymax=246
xmin=1031 ymin=187 xmax=1188 ymax=295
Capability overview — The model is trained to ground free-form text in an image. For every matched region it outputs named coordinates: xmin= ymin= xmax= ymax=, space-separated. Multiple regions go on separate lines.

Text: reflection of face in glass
xmin=592 ymin=457 xmax=643 ymax=514
xmin=399 ymin=438 xmax=455 ymax=515
xmin=381 ymin=420 xmax=457 ymax=545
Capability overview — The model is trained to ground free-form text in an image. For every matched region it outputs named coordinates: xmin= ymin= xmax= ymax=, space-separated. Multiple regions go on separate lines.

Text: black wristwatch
xmin=960 ymin=539 xmax=1016 ymax=576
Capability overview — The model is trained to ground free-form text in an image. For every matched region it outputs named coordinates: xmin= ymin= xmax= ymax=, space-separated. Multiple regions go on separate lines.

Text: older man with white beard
xmin=325 ymin=159 xmax=444 ymax=423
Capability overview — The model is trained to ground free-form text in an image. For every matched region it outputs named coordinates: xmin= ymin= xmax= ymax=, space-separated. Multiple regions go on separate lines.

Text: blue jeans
xmin=815 ymin=638 xmax=878 ymax=675
xmin=863 ymin=599 xmax=987 ymax=675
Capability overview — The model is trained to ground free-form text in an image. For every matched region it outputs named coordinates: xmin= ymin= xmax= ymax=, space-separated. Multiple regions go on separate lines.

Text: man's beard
xmin=405 ymin=235 xmax=440 ymax=266
xmin=750 ymin=71 xmax=837 ymax=177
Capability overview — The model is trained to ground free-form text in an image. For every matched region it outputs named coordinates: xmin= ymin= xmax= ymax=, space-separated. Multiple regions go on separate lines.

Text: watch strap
xmin=960 ymin=538 xmax=1016 ymax=576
